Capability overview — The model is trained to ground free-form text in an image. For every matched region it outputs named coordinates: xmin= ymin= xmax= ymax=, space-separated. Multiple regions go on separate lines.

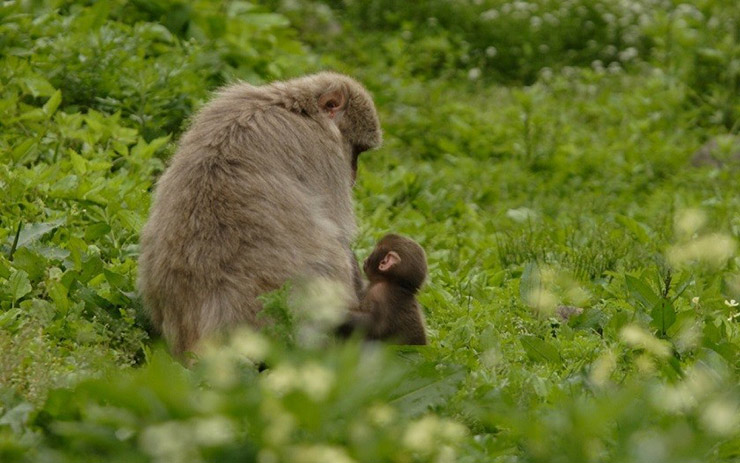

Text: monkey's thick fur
xmin=138 ymin=72 xmax=382 ymax=355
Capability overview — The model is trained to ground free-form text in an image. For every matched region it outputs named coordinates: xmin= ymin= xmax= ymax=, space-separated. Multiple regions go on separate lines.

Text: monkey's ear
xmin=318 ymin=86 xmax=347 ymax=121
xmin=378 ymin=251 xmax=400 ymax=272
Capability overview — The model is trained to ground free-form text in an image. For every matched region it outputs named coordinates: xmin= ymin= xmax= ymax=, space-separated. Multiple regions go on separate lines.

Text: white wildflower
xmin=620 ymin=324 xmax=671 ymax=358
xmin=468 ymin=68 xmax=482 ymax=81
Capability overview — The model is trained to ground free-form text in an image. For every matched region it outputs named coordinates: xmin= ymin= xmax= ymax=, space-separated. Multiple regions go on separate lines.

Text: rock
xmin=555 ymin=305 xmax=584 ymax=322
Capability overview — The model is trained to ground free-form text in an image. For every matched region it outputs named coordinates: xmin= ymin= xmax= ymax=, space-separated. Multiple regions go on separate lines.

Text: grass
xmin=1 ymin=0 xmax=739 ymax=461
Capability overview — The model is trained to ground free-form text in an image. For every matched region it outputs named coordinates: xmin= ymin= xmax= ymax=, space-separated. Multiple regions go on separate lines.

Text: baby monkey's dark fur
xmin=338 ymin=234 xmax=427 ymax=345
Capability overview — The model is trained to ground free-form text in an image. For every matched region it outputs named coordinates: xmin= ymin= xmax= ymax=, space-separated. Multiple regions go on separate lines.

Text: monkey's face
xmin=350 ymin=143 xmax=370 ymax=183
xmin=316 ymin=75 xmax=382 ymax=183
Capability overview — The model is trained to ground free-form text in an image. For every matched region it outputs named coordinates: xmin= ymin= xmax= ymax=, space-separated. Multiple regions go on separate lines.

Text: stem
xmin=8 ymin=221 xmax=22 ymax=261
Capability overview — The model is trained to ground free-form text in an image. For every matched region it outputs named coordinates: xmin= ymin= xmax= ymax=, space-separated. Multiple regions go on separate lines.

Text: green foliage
xmin=2 ymin=0 xmax=740 ymax=461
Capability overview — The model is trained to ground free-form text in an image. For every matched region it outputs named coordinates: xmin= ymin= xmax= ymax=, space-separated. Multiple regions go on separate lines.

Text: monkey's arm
xmin=350 ymin=249 xmax=367 ymax=299
xmin=335 ymin=311 xmax=374 ymax=338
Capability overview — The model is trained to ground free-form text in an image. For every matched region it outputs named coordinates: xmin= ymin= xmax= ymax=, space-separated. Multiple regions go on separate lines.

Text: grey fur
xmin=137 ymin=72 xmax=382 ymax=355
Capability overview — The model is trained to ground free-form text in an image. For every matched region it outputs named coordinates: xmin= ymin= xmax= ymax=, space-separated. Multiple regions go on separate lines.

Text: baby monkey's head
xmin=363 ymin=234 xmax=427 ymax=292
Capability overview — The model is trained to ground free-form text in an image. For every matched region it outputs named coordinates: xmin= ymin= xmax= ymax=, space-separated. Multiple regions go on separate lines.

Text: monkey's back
xmin=138 ymin=83 xmax=357 ymax=355
xmin=388 ymin=299 xmax=427 ymax=345
xmin=360 ymin=284 xmax=427 ymax=345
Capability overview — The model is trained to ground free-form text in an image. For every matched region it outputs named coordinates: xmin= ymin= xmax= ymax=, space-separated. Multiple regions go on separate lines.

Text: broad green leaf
xmin=7 ymin=270 xmax=32 ymax=303
xmin=79 ymin=254 xmax=104 ymax=284
xmin=117 ymin=210 xmax=145 ymax=232
xmin=69 ymin=150 xmax=87 ymax=175
xmin=42 ymin=90 xmax=62 ymax=117
xmin=520 ymin=335 xmax=561 ymax=363
xmin=36 ymin=246 xmax=71 ymax=261
xmin=0 ymin=258 xmax=10 ymax=279
xmin=71 ymin=281 xmax=118 ymax=316
xmin=0 ymin=308 xmax=22 ymax=329
xmin=103 ymin=269 xmax=129 ymax=290
xmin=625 ymin=275 xmax=660 ymax=310
xmin=84 ymin=223 xmax=111 ymax=241
xmin=670 ymin=274 xmax=693 ymax=302
xmin=17 ymin=108 xmax=46 ymax=122
xmin=47 ymin=280 xmax=70 ymax=314
xmin=11 ymin=139 xmax=35 ymax=162
xmin=650 ymin=299 xmax=676 ymax=335
xmin=570 ymin=307 xmax=608 ymax=331
xmin=22 ymin=75 xmax=56 ymax=97
xmin=7 ymin=219 xmax=65 ymax=249
xmin=390 ymin=363 xmax=465 ymax=417
xmin=11 ymin=247 xmax=47 ymax=282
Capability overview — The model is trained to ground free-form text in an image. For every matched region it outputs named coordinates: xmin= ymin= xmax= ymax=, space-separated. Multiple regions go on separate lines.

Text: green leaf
xmin=11 ymin=247 xmax=48 ymax=282
xmin=0 ymin=258 xmax=10 ymax=279
xmin=69 ymin=150 xmax=87 ymax=175
xmin=520 ymin=335 xmax=561 ymax=363
xmin=84 ymin=223 xmax=111 ymax=241
xmin=79 ymin=254 xmax=104 ymax=284
xmin=47 ymin=280 xmax=70 ymax=314
xmin=130 ymin=135 xmax=171 ymax=160
xmin=11 ymin=139 xmax=36 ymax=162
xmin=36 ymin=246 xmax=71 ymax=261
xmin=616 ymin=215 xmax=651 ymax=244
xmin=241 ymin=13 xmax=289 ymax=28
xmin=0 ymin=308 xmax=22 ymax=329
xmin=18 ymin=108 xmax=46 ymax=122
xmin=43 ymin=90 xmax=62 ymax=117
xmin=22 ymin=75 xmax=56 ymax=97
xmin=71 ymin=281 xmax=118 ymax=317
xmin=7 ymin=270 xmax=32 ymax=304
xmin=625 ymin=275 xmax=660 ymax=310
xmin=390 ymin=362 xmax=465 ymax=417
xmin=103 ymin=269 xmax=128 ymax=290
xmin=670 ymin=274 xmax=693 ymax=302
xmin=116 ymin=210 xmax=144 ymax=232
xmin=7 ymin=219 xmax=65 ymax=249
xmin=650 ymin=299 xmax=676 ymax=336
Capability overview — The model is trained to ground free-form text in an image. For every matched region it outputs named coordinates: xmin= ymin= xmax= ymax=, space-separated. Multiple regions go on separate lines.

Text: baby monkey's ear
xmin=378 ymin=251 xmax=401 ymax=272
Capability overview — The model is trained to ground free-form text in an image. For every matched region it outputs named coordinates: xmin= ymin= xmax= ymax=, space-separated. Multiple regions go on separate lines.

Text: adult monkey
xmin=137 ymin=72 xmax=382 ymax=356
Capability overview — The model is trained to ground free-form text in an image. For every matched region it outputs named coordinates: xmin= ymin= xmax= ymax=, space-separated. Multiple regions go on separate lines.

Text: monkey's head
xmin=298 ymin=72 xmax=383 ymax=181
xmin=364 ymin=234 xmax=427 ymax=292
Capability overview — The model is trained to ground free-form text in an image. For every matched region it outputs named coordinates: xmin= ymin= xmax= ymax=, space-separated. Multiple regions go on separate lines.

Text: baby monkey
xmin=337 ymin=234 xmax=427 ymax=345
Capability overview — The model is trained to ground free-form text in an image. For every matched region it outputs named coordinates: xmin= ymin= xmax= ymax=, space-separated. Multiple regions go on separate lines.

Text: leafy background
xmin=1 ymin=0 xmax=740 ymax=461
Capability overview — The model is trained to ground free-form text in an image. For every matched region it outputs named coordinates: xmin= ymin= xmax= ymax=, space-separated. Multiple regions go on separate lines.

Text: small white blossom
xmin=725 ymin=299 xmax=739 ymax=307
xmin=468 ymin=68 xmax=482 ymax=80
xmin=480 ymin=9 xmax=499 ymax=21
xmin=619 ymin=47 xmax=639 ymax=61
